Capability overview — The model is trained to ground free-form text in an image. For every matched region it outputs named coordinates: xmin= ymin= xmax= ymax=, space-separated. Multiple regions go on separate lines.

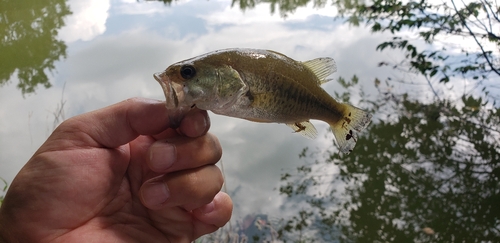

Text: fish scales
xmin=217 ymin=50 xmax=343 ymax=123
xmin=154 ymin=48 xmax=372 ymax=153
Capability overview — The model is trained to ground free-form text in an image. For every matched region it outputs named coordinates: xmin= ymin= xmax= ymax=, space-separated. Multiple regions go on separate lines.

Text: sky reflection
xmin=0 ymin=0 xmax=395 ymax=231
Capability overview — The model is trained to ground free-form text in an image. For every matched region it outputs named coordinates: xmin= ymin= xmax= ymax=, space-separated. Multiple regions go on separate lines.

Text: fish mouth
xmin=154 ymin=71 xmax=185 ymax=109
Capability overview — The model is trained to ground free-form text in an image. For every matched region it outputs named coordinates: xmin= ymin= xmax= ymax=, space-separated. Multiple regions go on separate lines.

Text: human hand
xmin=0 ymin=98 xmax=232 ymax=243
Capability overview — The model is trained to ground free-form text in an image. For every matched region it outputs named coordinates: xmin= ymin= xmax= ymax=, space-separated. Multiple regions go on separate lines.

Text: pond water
xmin=0 ymin=0 xmax=384 ymax=239
xmin=2 ymin=0 xmax=498 ymax=242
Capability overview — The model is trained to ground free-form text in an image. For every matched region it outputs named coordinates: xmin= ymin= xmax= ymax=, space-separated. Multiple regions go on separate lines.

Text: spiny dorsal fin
xmin=286 ymin=121 xmax=318 ymax=139
xmin=302 ymin=57 xmax=337 ymax=84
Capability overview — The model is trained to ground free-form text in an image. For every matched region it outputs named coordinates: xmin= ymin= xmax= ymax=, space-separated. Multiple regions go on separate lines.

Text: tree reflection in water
xmin=280 ymin=77 xmax=500 ymax=242
xmin=217 ymin=0 xmax=500 ymax=241
xmin=2 ymin=0 xmax=494 ymax=241
xmin=0 ymin=0 xmax=71 ymax=95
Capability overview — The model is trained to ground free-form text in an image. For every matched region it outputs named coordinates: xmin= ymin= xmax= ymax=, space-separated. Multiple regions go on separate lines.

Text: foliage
xmin=0 ymin=178 xmax=7 ymax=208
xmin=344 ymin=0 xmax=500 ymax=99
xmin=222 ymin=0 xmax=500 ymax=240
xmin=0 ymin=0 xmax=71 ymax=95
xmin=279 ymin=76 xmax=500 ymax=242
xmin=231 ymin=0 xmax=500 ymax=100
xmin=232 ymin=0 xmax=329 ymax=17
xmin=138 ymin=0 xmax=176 ymax=5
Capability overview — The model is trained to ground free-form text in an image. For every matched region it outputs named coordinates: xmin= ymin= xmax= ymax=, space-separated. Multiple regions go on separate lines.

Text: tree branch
xmin=451 ymin=0 xmax=500 ymax=76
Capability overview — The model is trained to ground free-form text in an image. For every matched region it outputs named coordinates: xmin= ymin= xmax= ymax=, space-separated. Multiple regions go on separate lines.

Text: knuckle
xmin=185 ymin=166 xmax=223 ymax=203
xmin=197 ymin=134 xmax=222 ymax=164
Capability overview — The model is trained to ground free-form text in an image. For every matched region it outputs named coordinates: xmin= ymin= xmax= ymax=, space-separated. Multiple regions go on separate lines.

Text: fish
xmin=154 ymin=48 xmax=372 ymax=153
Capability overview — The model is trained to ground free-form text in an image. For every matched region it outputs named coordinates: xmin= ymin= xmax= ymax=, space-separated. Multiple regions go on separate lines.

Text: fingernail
xmin=142 ymin=180 xmax=170 ymax=207
xmin=191 ymin=111 xmax=209 ymax=136
xmin=181 ymin=111 xmax=210 ymax=137
xmin=149 ymin=143 xmax=176 ymax=172
xmin=200 ymin=201 xmax=215 ymax=214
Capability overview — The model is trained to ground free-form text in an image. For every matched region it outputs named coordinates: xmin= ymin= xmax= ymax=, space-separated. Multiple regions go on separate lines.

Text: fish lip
xmin=154 ymin=71 xmax=184 ymax=109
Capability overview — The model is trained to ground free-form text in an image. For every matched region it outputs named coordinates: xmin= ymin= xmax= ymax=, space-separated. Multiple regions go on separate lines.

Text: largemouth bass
xmin=154 ymin=48 xmax=372 ymax=153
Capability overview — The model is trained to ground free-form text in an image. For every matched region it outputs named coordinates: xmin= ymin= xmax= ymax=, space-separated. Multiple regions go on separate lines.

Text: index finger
xmin=48 ymin=98 xmax=210 ymax=149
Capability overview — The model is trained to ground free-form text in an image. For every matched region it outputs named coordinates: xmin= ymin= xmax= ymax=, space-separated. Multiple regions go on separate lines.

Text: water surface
xmin=4 ymin=0 xmax=495 ymax=242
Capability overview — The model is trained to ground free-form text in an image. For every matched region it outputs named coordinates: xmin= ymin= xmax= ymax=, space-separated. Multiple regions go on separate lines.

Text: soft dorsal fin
xmin=302 ymin=57 xmax=337 ymax=84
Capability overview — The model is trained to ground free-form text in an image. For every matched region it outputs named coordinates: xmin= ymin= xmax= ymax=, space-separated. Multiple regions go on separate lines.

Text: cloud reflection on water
xmin=58 ymin=0 xmax=111 ymax=43
xmin=0 ymin=0 xmax=397 ymax=234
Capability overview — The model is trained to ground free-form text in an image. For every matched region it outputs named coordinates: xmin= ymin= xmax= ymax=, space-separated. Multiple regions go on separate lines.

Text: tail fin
xmin=330 ymin=104 xmax=372 ymax=154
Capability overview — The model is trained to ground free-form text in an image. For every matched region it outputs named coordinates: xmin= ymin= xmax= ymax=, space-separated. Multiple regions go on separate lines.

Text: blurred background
xmin=1 ymin=0 xmax=499 ymax=242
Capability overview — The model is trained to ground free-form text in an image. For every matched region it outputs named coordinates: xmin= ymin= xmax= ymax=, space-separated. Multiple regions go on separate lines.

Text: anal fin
xmin=286 ymin=121 xmax=318 ymax=139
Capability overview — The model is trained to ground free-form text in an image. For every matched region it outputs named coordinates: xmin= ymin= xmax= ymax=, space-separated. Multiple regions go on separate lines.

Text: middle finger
xmin=147 ymin=133 xmax=222 ymax=173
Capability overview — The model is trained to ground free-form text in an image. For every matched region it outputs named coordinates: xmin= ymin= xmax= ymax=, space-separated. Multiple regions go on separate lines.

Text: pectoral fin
xmin=286 ymin=121 xmax=318 ymax=139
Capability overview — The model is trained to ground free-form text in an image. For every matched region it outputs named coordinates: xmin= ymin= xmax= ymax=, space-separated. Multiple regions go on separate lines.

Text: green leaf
xmin=371 ymin=22 xmax=382 ymax=32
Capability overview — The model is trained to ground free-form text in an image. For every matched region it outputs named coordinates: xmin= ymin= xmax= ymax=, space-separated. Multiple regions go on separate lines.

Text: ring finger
xmin=140 ymin=164 xmax=223 ymax=210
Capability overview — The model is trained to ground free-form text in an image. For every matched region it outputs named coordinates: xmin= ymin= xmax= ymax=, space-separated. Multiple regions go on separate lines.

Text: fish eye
xmin=180 ymin=65 xmax=196 ymax=79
